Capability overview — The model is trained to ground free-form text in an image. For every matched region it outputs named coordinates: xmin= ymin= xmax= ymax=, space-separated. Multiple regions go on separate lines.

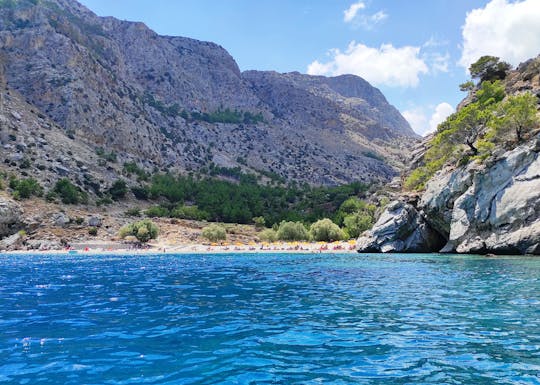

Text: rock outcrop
xmin=0 ymin=0 xmax=417 ymax=186
xmin=0 ymin=196 xmax=23 ymax=239
xmin=357 ymin=135 xmax=540 ymax=255
xmin=446 ymin=137 xmax=540 ymax=254
xmin=356 ymin=200 xmax=444 ymax=253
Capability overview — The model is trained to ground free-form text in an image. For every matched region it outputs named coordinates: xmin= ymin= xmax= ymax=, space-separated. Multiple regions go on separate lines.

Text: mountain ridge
xmin=0 ymin=0 xmax=417 ymax=186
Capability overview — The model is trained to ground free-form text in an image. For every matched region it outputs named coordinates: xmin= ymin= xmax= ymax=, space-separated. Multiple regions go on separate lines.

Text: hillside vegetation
xmin=405 ymin=56 xmax=540 ymax=191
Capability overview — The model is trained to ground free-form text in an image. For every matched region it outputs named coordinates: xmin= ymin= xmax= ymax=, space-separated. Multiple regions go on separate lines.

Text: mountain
xmin=0 ymin=0 xmax=417 ymax=187
xmin=357 ymin=55 xmax=540 ymax=255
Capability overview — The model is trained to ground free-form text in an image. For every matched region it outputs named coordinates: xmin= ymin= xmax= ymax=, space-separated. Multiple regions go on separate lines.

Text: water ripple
xmin=1 ymin=253 xmax=540 ymax=384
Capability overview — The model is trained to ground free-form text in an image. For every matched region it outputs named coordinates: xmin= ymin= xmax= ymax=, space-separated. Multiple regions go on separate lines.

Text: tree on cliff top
xmin=469 ymin=56 xmax=511 ymax=83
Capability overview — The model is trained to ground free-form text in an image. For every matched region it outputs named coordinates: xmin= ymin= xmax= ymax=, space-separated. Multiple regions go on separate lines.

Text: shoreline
xmin=1 ymin=240 xmax=359 ymax=255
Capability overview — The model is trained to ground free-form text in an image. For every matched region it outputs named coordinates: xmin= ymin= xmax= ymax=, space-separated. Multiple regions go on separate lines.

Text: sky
xmin=78 ymin=0 xmax=540 ymax=136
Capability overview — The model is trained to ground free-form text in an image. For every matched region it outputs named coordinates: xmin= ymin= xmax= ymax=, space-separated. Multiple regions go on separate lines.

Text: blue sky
xmin=78 ymin=0 xmax=540 ymax=135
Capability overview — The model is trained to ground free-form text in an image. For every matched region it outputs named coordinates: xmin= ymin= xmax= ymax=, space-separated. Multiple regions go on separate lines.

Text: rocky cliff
xmin=358 ymin=137 xmax=540 ymax=254
xmin=0 ymin=0 xmax=416 ymax=186
xmin=357 ymin=56 xmax=540 ymax=255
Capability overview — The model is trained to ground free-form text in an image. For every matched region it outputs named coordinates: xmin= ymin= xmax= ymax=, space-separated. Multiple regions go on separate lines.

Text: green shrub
xmin=123 ymin=162 xmax=148 ymax=180
xmin=259 ymin=228 xmax=278 ymax=242
xmin=96 ymin=196 xmax=113 ymax=206
xmin=96 ymin=147 xmax=117 ymax=162
xmin=309 ymin=218 xmax=344 ymax=242
xmin=125 ymin=207 xmax=141 ymax=217
xmin=252 ymin=216 xmax=266 ymax=229
xmin=88 ymin=227 xmax=98 ymax=236
xmin=490 ymin=92 xmax=540 ymax=142
xmin=9 ymin=177 xmax=43 ymax=199
xmin=131 ymin=186 xmax=149 ymax=200
xmin=171 ymin=205 xmax=209 ymax=220
xmin=343 ymin=212 xmax=373 ymax=239
xmin=277 ymin=221 xmax=310 ymax=241
xmin=201 ymin=224 xmax=227 ymax=242
xmin=144 ymin=205 xmax=169 ymax=217
xmin=54 ymin=178 xmax=88 ymax=204
xmin=119 ymin=219 xmax=159 ymax=242
xmin=108 ymin=179 xmax=128 ymax=200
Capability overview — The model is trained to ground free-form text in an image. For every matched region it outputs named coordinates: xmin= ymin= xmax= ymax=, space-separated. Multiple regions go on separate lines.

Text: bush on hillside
xmin=309 ymin=218 xmax=344 ymax=242
xmin=9 ymin=177 xmax=43 ymax=199
xmin=276 ymin=221 xmax=310 ymax=241
xmin=144 ymin=205 xmax=170 ymax=217
xmin=119 ymin=219 xmax=159 ymax=242
xmin=201 ymin=224 xmax=227 ymax=242
xmin=108 ymin=179 xmax=128 ymax=201
xmin=343 ymin=212 xmax=373 ymax=239
xmin=258 ymin=228 xmax=277 ymax=242
xmin=53 ymin=178 xmax=88 ymax=204
xmin=171 ymin=205 xmax=210 ymax=221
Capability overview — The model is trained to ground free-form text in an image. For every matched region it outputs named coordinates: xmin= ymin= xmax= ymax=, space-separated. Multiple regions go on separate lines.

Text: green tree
xmin=475 ymin=80 xmax=505 ymax=106
xmin=309 ymin=218 xmax=344 ymax=242
xmin=259 ymin=228 xmax=278 ymax=242
xmin=53 ymin=178 xmax=87 ymax=204
xmin=343 ymin=212 xmax=373 ymax=239
xmin=108 ymin=179 xmax=128 ymax=201
xmin=119 ymin=219 xmax=159 ymax=242
xmin=492 ymin=92 xmax=540 ymax=142
xmin=252 ymin=216 xmax=266 ymax=229
xmin=144 ymin=205 xmax=170 ymax=217
xmin=201 ymin=224 xmax=227 ymax=242
xmin=459 ymin=80 xmax=475 ymax=92
xmin=9 ymin=177 xmax=43 ymax=199
xmin=277 ymin=221 xmax=310 ymax=241
xmin=469 ymin=55 xmax=511 ymax=83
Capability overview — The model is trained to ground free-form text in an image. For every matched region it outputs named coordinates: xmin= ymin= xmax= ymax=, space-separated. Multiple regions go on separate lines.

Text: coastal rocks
xmin=0 ymin=232 xmax=23 ymax=251
xmin=26 ymin=239 xmax=63 ymax=251
xmin=0 ymin=197 xmax=23 ymax=239
xmin=356 ymin=201 xmax=444 ymax=253
xmin=419 ymin=166 xmax=474 ymax=237
xmin=357 ymin=135 xmax=540 ymax=255
xmin=446 ymin=139 xmax=540 ymax=254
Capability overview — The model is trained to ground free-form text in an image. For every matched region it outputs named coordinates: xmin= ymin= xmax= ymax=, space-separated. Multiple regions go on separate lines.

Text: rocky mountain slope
xmin=357 ymin=56 xmax=540 ymax=255
xmin=0 ymin=0 xmax=417 ymax=187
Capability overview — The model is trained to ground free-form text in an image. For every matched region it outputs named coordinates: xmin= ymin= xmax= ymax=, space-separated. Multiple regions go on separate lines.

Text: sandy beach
xmin=3 ymin=240 xmax=358 ymax=255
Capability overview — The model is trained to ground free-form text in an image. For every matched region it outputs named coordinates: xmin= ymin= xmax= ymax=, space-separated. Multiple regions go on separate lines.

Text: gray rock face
xmin=52 ymin=212 xmax=70 ymax=227
xmin=446 ymin=138 xmax=540 ymax=254
xmin=26 ymin=239 xmax=63 ymax=251
xmin=356 ymin=201 xmax=444 ymax=253
xmin=88 ymin=216 xmax=102 ymax=227
xmin=419 ymin=166 xmax=474 ymax=238
xmin=0 ymin=197 xmax=23 ymax=239
xmin=0 ymin=0 xmax=417 ymax=186
xmin=0 ymin=232 xmax=22 ymax=251
xmin=359 ymin=136 xmax=540 ymax=255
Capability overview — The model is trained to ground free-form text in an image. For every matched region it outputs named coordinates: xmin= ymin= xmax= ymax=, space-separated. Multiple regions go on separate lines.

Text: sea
xmin=1 ymin=252 xmax=539 ymax=384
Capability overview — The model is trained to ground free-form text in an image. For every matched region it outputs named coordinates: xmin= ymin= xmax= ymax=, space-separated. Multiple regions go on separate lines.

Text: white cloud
xmin=402 ymin=102 xmax=455 ymax=136
xmin=343 ymin=1 xmax=366 ymax=23
xmin=427 ymin=52 xmax=450 ymax=74
xmin=429 ymin=103 xmax=454 ymax=133
xmin=402 ymin=109 xmax=428 ymax=135
xmin=343 ymin=2 xmax=387 ymax=29
xmin=307 ymin=41 xmax=428 ymax=88
xmin=459 ymin=0 xmax=540 ymax=70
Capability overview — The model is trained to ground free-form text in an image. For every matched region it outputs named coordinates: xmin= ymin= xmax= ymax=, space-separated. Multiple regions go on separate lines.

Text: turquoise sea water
xmin=1 ymin=253 xmax=540 ymax=384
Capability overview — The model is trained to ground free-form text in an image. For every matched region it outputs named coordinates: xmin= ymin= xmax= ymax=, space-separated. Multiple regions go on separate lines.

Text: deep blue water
xmin=1 ymin=253 xmax=540 ymax=384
